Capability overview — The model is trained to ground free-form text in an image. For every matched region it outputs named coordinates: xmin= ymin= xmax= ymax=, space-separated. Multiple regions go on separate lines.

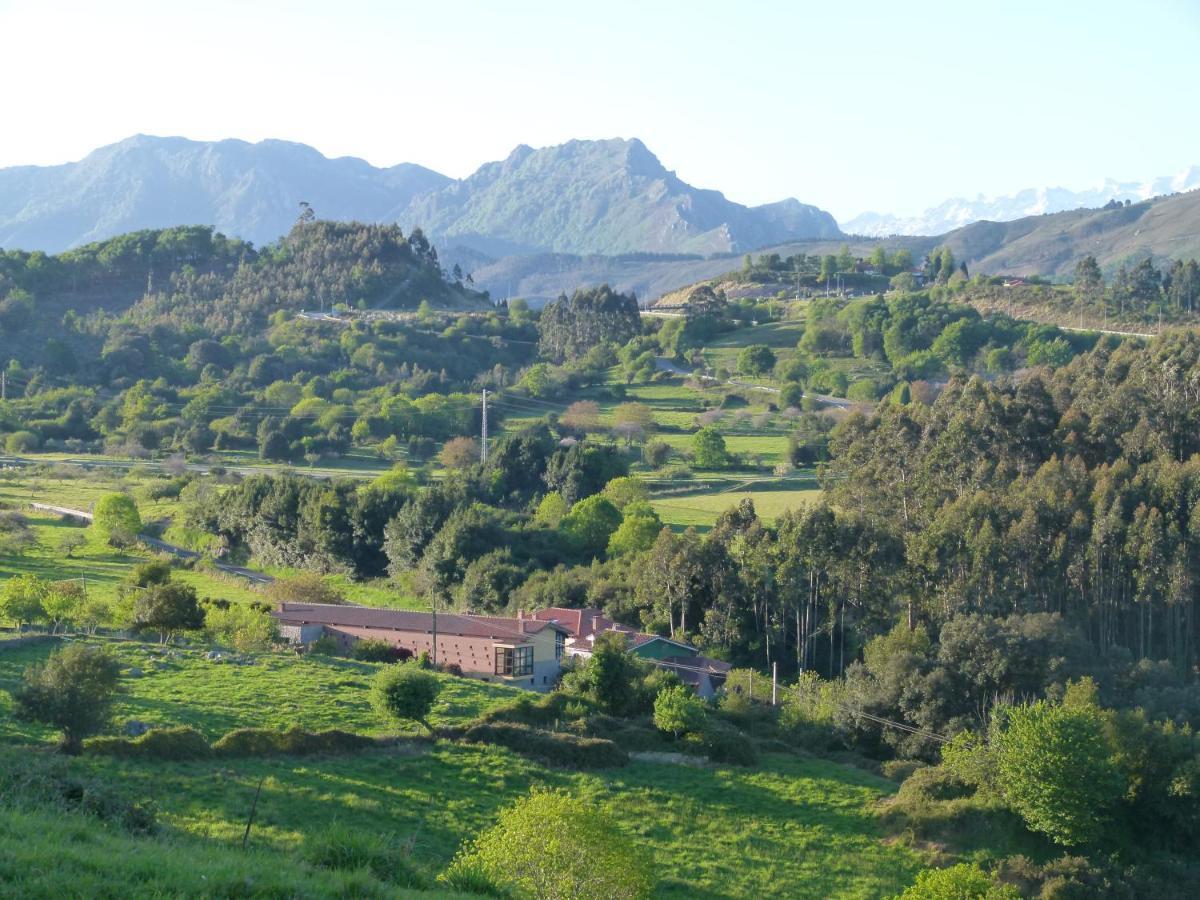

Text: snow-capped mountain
xmin=843 ymin=167 xmax=1200 ymax=237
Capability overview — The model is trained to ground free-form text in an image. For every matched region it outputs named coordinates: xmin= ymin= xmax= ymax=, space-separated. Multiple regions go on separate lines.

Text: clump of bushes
xmin=87 ymin=726 xmax=211 ymax=760
xmin=459 ymin=722 xmax=628 ymax=769
xmin=352 ymin=639 xmax=411 ymax=663
xmin=477 ymin=690 xmax=599 ymax=729
xmin=212 ymin=727 xmax=377 ymax=758
xmin=86 ymin=726 xmax=378 ymax=760
xmin=692 ymin=719 xmax=758 ymax=767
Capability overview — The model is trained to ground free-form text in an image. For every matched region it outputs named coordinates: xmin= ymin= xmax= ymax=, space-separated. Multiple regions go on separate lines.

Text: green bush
xmin=653 ymin=684 xmax=707 ymax=738
xmin=693 ymin=719 xmax=758 ymax=766
xmin=211 ymin=727 xmax=375 ymax=758
xmin=308 ymin=635 xmax=339 ymax=655
xmin=460 ymin=722 xmax=628 ymax=769
xmin=5 ymin=430 xmax=40 ymax=453
xmin=443 ymin=788 xmax=652 ymax=899
xmin=371 ymin=663 xmax=441 ymax=731
xmin=477 ymin=690 xmax=598 ymax=728
xmin=898 ymin=862 xmax=1019 ymax=899
xmin=301 ymin=823 xmax=427 ymax=888
xmin=352 ymin=638 xmax=401 ymax=662
xmin=86 ymin=726 xmax=211 ymax=761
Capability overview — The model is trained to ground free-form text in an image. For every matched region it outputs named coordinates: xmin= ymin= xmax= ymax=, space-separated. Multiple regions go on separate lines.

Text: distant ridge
xmin=0 ymin=135 xmax=840 ymax=256
xmin=844 ymin=166 xmax=1200 ymax=236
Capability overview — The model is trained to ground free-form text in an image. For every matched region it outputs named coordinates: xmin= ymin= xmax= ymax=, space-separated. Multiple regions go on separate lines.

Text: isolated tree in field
xmin=12 ymin=643 xmax=121 ymax=754
xmin=0 ymin=510 xmax=37 ymax=555
xmin=58 ymin=531 xmax=86 ymax=559
xmin=91 ymin=493 xmax=141 ymax=547
xmin=371 ymin=663 xmax=441 ymax=731
xmin=692 ymin=426 xmax=730 ymax=468
xmin=737 ymin=344 xmax=776 ymax=376
xmin=132 ymin=581 xmax=205 ymax=643
xmin=612 ymin=402 xmax=655 ymax=444
xmin=560 ymin=400 xmax=601 ymax=433
xmin=994 ymin=699 xmax=1123 ymax=846
xmin=42 ymin=580 xmax=86 ymax=634
xmin=643 ymin=440 xmax=672 ymax=468
xmin=440 ymin=435 xmax=480 ymax=470
xmin=441 ymin=788 xmax=653 ymax=899
xmin=653 ymin=683 xmax=706 ymax=738
xmin=0 ymin=573 xmax=48 ymax=632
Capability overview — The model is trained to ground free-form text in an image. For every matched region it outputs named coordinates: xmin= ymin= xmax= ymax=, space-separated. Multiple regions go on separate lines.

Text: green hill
xmin=938 ymin=189 xmax=1200 ymax=277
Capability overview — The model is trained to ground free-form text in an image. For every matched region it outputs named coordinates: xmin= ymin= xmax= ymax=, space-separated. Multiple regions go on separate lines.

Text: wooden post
xmin=772 ymin=662 xmax=778 ymax=706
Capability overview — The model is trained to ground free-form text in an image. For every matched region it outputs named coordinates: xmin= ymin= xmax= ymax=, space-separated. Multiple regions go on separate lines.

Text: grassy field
xmin=0 ymin=637 xmax=922 ymax=898
xmin=0 ymin=807 xmax=442 ymax=899
xmin=0 ymin=639 xmax=520 ymax=745
xmin=652 ymin=485 xmax=824 ymax=529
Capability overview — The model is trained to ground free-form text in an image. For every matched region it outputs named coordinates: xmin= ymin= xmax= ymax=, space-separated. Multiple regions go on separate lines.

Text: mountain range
xmin=0 ymin=135 xmax=841 ymax=257
xmin=844 ymin=167 xmax=1200 ymax=236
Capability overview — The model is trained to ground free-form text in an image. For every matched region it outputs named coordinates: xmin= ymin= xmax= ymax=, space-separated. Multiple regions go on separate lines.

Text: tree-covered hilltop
xmin=0 ymin=220 xmax=490 ymax=372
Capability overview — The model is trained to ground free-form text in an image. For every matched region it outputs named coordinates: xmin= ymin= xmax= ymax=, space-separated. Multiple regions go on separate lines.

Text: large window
xmin=495 ymin=645 xmax=533 ymax=676
xmin=555 ymin=630 xmax=565 ymax=660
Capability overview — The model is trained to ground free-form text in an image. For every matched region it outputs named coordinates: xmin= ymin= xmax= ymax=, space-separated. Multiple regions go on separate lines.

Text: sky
xmin=2 ymin=0 xmax=1198 ymax=221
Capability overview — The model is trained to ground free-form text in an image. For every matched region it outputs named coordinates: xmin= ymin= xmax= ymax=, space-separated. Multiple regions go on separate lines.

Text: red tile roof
xmin=531 ymin=607 xmax=609 ymax=638
xmin=274 ymin=603 xmax=534 ymax=642
xmin=462 ymin=614 xmax=569 ymax=636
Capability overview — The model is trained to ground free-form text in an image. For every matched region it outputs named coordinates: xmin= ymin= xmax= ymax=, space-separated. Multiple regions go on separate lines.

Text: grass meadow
xmin=0 ymin=636 xmax=922 ymax=898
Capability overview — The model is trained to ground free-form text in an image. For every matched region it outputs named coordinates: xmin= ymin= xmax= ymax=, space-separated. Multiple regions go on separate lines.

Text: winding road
xmin=654 ymin=357 xmax=851 ymax=409
xmin=30 ymin=503 xmax=273 ymax=585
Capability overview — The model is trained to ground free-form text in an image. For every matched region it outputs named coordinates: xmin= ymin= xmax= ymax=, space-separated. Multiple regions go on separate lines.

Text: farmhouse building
xmin=273 ymin=603 xmax=567 ymax=690
xmin=531 ymin=606 xmax=732 ymax=698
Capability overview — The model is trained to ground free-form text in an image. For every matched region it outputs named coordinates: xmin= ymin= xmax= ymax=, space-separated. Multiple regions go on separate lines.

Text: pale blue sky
xmin=2 ymin=0 xmax=1197 ymax=219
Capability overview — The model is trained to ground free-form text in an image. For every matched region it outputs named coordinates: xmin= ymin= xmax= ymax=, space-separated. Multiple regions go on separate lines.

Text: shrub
xmin=205 ymin=602 xmax=276 ymax=652
xmin=653 ymin=684 xmax=707 ymax=738
xmin=477 ymin=691 xmax=599 ymax=730
xmin=443 ymin=788 xmax=653 ymax=899
xmin=693 ymin=719 xmax=758 ymax=766
xmin=301 ymin=824 xmax=427 ymax=888
xmin=898 ymin=863 xmax=1020 ymax=899
xmin=211 ymin=727 xmax=375 ymax=758
xmin=371 ymin=664 xmax=441 ymax=731
xmin=353 ymin=638 xmax=403 ymax=662
xmin=308 ymin=635 xmax=339 ymax=655
xmin=994 ymin=700 xmax=1124 ymax=847
xmin=5 ymin=430 xmax=40 ymax=453
xmin=460 ymin=722 xmax=628 ymax=769
xmin=91 ymin=493 xmax=141 ymax=547
xmin=86 ymin=726 xmax=212 ymax=761
xmin=13 ymin=643 xmax=121 ymax=754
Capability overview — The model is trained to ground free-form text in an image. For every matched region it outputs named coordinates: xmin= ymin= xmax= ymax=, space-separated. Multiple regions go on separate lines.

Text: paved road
xmin=655 ymin=357 xmax=851 ymax=409
xmin=31 ymin=503 xmax=273 ymax=586
xmin=0 ymin=454 xmax=373 ymax=482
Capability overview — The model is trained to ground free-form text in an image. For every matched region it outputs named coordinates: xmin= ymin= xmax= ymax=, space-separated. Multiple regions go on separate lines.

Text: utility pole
xmin=480 ymin=389 xmax=489 ymax=462
xmin=431 ymin=598 xmax=438 ymax=667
